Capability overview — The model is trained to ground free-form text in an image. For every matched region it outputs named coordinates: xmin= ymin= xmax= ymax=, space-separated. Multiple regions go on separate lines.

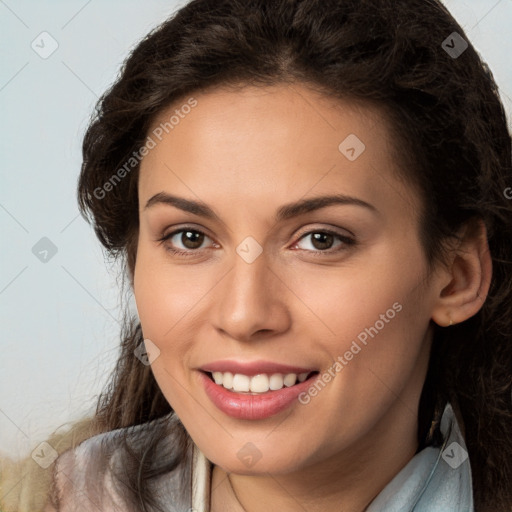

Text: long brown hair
xmin=4 ymin=1 xmax=511 ymax=511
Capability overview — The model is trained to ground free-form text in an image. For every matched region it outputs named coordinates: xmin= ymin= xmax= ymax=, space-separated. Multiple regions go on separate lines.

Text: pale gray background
xmin=1 ymin=0 xmax=511 ymax=465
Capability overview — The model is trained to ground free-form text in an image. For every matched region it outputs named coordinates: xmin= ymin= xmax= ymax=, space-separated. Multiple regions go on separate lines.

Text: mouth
xmin=198 ymin=365 xmax=320 ymax=420
xmin=202 ymin=370 xmax=319 ymax=394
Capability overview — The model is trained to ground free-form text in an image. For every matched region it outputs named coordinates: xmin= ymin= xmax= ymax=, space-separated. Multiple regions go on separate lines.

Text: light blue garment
xmin=366 ymin=403 xmax=473 ymax=511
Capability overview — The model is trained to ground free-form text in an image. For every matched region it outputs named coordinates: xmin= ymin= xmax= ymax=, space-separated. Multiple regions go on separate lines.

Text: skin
xmin=133 ymin=83 xmax=491 ymax=511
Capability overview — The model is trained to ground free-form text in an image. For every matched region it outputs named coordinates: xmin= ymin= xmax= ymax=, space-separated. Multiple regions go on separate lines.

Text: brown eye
xmin=158 ymin=227 xmax=217 ymax=256
xmin=310 ymin=232 xmax=335 ymax=250
xmin=179 ymin=230 xmax=205 ymax=249
xmin=294 ymin=230 xmax=355 ymax=255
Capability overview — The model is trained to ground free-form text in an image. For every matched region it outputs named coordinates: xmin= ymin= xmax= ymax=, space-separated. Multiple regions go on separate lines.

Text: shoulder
xmin=45 ymin=423 xmax=132 ymax=511
xmin=46 ymin=412 xmax=188 ymax=511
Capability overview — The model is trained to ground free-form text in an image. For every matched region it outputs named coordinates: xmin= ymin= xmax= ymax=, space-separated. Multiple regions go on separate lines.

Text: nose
xmin=212 ymin=247 xmax=291 ymax=342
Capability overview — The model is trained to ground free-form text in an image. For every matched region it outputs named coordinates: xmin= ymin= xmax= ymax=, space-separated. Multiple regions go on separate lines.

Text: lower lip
xmin=199 ymin=372 xmax=318 ymax=420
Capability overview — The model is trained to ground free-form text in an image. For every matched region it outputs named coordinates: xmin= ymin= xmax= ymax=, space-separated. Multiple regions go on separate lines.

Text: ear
xmin=431 ymin=218 xmax=492 ymax=327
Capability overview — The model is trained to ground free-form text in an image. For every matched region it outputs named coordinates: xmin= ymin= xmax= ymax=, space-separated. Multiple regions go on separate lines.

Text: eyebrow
xmin=144 ymin=192 xmax=378 ymax=221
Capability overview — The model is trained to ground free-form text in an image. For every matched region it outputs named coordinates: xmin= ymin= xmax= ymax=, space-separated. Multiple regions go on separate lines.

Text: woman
xmin=3 ymin=0 xmax=511 ymax=510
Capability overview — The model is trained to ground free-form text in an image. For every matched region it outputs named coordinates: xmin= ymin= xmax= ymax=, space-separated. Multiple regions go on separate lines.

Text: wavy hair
xmin=3 ymin=1 xmax=511 ymax=511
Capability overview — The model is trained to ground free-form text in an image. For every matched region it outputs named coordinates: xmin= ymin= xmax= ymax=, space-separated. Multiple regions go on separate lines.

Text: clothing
xmin=365 ymin=403 xmax=473 ymax=511
xmin=46 ymin=403 xmax=473 ymax=511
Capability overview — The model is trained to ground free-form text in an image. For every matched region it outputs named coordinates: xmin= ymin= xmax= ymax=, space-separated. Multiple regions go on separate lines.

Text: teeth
xmin=210 ymin=371 xmax=311 ymax=393
xmin=283 ymin=373 xmax=297 ymax=387
xmin=250 ymin=374 xmax=269 ymax=393
xmin=222 ymin=372 xmax=233 ymax=389
xmin=232 ymin=374 xmax=250 ymax=392
xmin=269 ymin=373 xmax=284 ymax=390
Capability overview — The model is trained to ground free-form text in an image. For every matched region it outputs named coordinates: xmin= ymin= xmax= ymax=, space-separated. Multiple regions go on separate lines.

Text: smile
xmin=198 ymin=361 xmax=320 ymax=420
xmin=208 ymin=371 xmax=313 ymax=393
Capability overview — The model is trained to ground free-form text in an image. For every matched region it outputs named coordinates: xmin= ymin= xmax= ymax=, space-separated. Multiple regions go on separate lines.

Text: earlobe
xmin=431 ymin=219 xmax=492 ymax=327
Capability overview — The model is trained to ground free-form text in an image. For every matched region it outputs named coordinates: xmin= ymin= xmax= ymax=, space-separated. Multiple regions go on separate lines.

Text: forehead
xmin=138 ymin=83 xmax=417 ymax=221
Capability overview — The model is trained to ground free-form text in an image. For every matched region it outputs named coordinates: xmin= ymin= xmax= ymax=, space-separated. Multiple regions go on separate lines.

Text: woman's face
xmin=134 ymin=83 xmax=443 ymax=475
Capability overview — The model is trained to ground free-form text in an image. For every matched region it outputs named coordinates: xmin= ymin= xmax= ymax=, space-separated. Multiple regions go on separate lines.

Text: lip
xmin=200 ymin=359 xmax=316 ymax=376
xmin=198 ymin=366 xmax=319 ymax=421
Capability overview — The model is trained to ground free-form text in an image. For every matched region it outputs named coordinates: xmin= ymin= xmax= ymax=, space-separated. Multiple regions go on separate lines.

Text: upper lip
xmin=199 ymin=360 xmax=317 ymax=376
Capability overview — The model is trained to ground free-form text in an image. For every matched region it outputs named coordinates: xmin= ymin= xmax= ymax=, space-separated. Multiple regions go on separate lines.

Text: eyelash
xmin=156 ymin=226 xmax=356 ymax=258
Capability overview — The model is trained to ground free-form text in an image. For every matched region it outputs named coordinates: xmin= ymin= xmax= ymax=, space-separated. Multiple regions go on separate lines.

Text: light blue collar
xmin=366 ymin=403 xmax=473 ymax=511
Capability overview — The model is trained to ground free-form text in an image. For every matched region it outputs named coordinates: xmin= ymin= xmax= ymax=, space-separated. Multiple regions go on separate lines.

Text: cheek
xmin=132 ymin=243 xmax=220 ymax=410
xmin=133 ymin=243 xmax=210 ymax=341
xmin=132 ymin=255 xmax=192 ymax=414
xmin=287 ymin=244 xmax=431 ymax=406
xmin=290 ymin=266 xmax=413 ymax=387
xmin=285 ymin=244 xmax=422 ymax=346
